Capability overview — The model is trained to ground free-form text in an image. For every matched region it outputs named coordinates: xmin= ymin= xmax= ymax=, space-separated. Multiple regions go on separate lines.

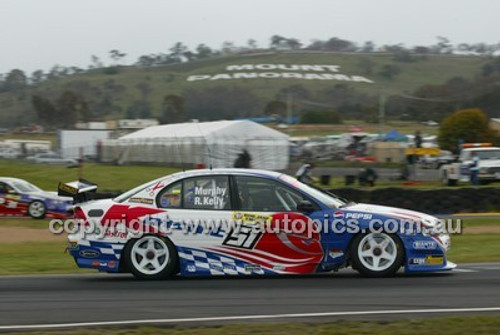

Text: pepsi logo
xmin=333 ymin=211 xmax=344 ymax=219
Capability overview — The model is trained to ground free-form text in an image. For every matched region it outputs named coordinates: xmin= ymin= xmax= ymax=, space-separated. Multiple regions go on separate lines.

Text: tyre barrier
xmin=329 ymin=187 xmax=500 ymax=214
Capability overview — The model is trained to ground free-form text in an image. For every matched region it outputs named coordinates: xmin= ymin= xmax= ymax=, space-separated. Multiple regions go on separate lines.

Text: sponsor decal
xmin=67 ymin=242 xmax=79 ymax=250
xmin=244 ymin=264 xmax=262 ymax=273
xmin=108 ymin=261 xmax=116 ymax=269
xmin=333 ymin=211 xmax=344 ymax=219
xmin=209 ymin=263 xmax=224 ymax=272
xmin=5 ymin=201 xmax=18 ymax=209
xmin=129 ymin=197 xmax=154 ymax=205
xmin=79 ymin=249 xmax=100 ymax=258
xmin=160 ymin=198 xmax=170 ymax=207
xmin=413 ymin=240 xmax=438 ymax=250
xmin=103 ymin=230 xmax=128 ymax=239
xmin=186 ymin=264 xmax=196 ymax=272
xmin=409 ymin=255 xmax=444 ymax=265
xmin=426 ymin=255 xmax=444 ymax=265
xmin=58 ymin=183 xmax=77 ymax=195
xmin=91 ymin=261 xmax=109 ymax=267
xmin=345 ymin=213 xmax=373 ymax=220
xmin=409 ymin=258 xmax=426 ymax=265
xmin=329 ymin=248 xmax=344 ymax=259
xmin=232 ymin=212 xmax=271 ymax=224
xmin=273 ymin=265 xmax=286 ymax=271
xmin=146 ymin=181 xmax=165 ymax=196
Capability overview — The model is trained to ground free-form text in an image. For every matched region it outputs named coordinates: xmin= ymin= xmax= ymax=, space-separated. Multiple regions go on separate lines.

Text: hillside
xmin=0 ymin=51 xmax=491 ymax=127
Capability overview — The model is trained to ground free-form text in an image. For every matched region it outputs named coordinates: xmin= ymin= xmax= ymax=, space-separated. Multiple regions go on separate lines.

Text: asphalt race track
xmin=1 ymin=263 xmax=500 ymax=330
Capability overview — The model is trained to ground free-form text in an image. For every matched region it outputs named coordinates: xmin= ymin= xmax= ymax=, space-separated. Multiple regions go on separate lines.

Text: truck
xmin=440 ymin=144 xmax=500 ymax=186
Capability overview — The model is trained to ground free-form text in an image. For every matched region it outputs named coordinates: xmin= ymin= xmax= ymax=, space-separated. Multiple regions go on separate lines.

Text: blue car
xmin=0 ymin=177 xmax=73 ymax=219
xmin=63 ymin=169 xmax=455 ymax=279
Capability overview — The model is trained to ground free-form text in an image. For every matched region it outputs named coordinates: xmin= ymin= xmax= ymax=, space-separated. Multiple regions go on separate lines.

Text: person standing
xmin=414 ymin=130 xmax=423 ymax=148
xmin=469 ymin=152 xmax=480 ymax=185
xmin=234 ymin=149 xmax=252 ymax=168
xmin=296 ymin=163 xmax=314 ymax=183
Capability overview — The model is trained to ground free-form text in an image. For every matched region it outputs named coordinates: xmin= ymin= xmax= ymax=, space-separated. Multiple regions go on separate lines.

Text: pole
xmin=78 ymin=147 xmax=83 ymax=180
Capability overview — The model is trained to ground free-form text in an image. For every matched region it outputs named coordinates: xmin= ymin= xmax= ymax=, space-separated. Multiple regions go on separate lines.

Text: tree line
xmin=1 ymin=35 xmax=500 ymax=129
xmin=1 ymin=35 xmax=499 ymax=90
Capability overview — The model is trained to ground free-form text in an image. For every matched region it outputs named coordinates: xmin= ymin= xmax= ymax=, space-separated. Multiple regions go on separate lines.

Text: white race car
xmin=62 ymin=169 xmax=454 ymax=279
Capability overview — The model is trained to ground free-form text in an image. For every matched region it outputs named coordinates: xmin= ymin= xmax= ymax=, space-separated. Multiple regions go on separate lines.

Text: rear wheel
xmin=350 ymin=232 xmax=404 ymax=277
xmin=28 ymin=200 xmax=46 ymax=219
xmin=126 ymin=235 xmax=178 ymax=280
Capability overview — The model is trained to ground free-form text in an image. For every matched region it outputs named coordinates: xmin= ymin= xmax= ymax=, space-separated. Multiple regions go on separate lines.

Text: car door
xmin=221 ymin=175 xmax=325 ymax=274
xmin=156 ymin=175 xmax=234 ymax=252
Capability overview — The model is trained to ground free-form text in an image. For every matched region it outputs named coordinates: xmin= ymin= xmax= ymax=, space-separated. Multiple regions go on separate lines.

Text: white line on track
xmin=1 ymin=307 xmax=500 ymax=330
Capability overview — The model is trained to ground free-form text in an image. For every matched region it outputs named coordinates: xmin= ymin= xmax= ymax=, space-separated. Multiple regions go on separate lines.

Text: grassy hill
xmin=0 ymin=51 xmax=490 ymax=126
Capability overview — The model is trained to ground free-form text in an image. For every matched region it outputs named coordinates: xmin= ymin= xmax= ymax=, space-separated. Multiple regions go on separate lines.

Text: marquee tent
xmin=383 ymin=129 xmax=408 ymax=142
xmin=101 ymin=120 xmax=290 ymax=170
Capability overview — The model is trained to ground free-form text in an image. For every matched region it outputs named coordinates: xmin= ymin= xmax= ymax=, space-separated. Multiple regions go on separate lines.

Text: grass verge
xmin=0 ymin=160 xmax=180 ymax=192
xmin=447 ymin=233 xmax=500 ymax=263
xmin=0 ymin=241 xmax=90 ymax=275
xmin=6 ymin=315 xmax=500 ymax=335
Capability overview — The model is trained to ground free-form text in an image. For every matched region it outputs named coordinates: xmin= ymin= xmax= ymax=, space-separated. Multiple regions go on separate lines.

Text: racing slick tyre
xmin=350 ymin=232 xmax=404 ymax=277
xmin=125 ymin=235 xmax=178 ymax=280
xmin=28 ymin=200 xmax=46 ymax=219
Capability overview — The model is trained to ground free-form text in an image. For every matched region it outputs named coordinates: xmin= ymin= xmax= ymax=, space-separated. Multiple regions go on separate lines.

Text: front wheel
xmin=125 ymin=235 xmax=178 ymax=280
xmin=350 ymin=232 xmax=404 ymax=277
xmin=28 ymin=200 xmax=46 ymax=219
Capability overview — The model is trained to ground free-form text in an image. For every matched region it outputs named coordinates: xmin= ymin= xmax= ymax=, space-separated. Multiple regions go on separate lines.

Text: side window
xmin=235 ymin=176 xmax=315 ymax=212
xmin=183 ymin=176 xmax=231 ymax=210
xmin=0 ymin=182 xmax=14 ymax=194
xmin=157 ymin=182 xmax=182 ymax=209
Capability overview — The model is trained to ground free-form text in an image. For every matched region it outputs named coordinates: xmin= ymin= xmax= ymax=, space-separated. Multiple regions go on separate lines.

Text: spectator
xmin=234 ymin=149 xmax=252 ymax=168
xmin=469 ymin=152 xmax=480 ymax=185
xmin=414 ymin=130 xmax=423 ymax=148
xmin=296 ymin=163 xmax=314 ymax=183
xmin=358 ymin=167 xmax=378 ymax=187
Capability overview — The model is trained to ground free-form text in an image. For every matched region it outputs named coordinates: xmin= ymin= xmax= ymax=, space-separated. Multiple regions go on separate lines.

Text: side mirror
xmin=297 ymin=200 xmax=316 ymax=213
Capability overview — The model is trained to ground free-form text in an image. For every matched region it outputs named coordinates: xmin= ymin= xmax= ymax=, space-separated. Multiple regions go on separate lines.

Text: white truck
xmin=440 ymin=145 xmax=500 ymax=185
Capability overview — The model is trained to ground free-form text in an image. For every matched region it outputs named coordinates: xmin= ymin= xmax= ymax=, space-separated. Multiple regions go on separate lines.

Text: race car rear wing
xmin=58 ymin=179 xmax=98 ymax=204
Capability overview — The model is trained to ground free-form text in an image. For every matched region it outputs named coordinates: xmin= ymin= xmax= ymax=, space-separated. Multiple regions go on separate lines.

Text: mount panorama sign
xmin=186 ymin=64 xmax=374 ymax=84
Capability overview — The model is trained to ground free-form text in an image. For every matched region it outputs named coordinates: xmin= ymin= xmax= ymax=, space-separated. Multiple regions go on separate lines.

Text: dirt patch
xmin=464 ymin=226 xmax=500 ymax=234
xmin=0 ymin=226 xmax=66 ymax=243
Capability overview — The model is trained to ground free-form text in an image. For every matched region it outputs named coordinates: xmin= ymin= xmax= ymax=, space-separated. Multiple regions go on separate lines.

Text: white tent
xmin=101 ymin=120 xmax=290 ymax=170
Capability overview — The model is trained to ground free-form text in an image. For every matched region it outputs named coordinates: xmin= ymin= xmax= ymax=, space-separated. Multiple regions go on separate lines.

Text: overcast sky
xmin=1 ymin=0 xmax=498 ymax=74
